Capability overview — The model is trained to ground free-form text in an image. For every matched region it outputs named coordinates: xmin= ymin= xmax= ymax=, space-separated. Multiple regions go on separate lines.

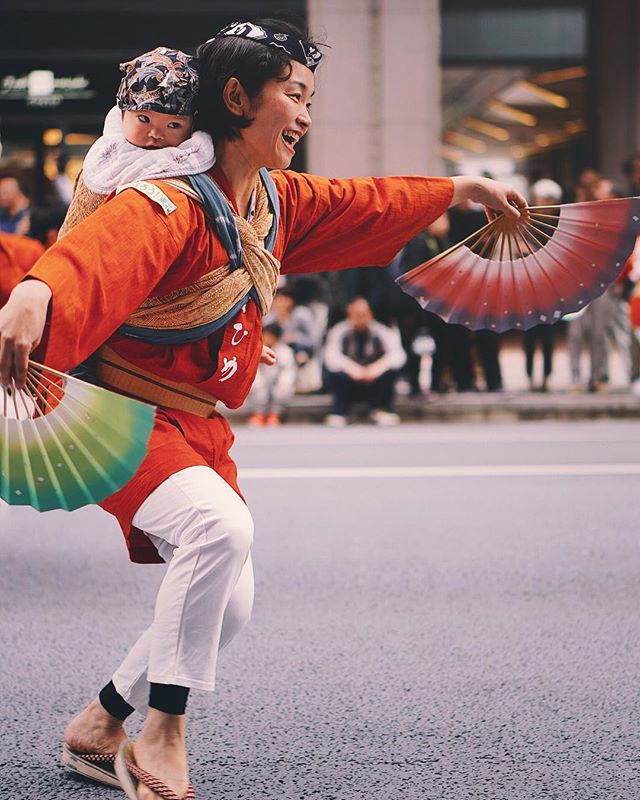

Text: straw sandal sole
xmin=61 ymin=742 xmax=121 ymax=788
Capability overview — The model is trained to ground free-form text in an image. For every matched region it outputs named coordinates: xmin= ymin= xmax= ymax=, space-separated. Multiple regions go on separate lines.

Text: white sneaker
xmin=325 ymin=413 xmax=348 ymax=428
xmin=370 ymin=409 xmax=400 ymax=427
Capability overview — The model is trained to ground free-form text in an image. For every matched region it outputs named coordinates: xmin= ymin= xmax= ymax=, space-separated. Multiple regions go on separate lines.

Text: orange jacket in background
xmin=0 ymin=233 xmax=45 ymax=305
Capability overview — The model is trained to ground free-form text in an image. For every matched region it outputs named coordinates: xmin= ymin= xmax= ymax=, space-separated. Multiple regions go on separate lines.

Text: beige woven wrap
xmin=58 ymin=173 xmax=106 ymax=238
xmin=125 ymin=176 xmax=280 ymax=329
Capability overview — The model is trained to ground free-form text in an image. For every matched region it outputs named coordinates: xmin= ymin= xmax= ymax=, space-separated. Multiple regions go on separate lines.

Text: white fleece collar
xmin=82 ymin=105 xmax=216 ymax=195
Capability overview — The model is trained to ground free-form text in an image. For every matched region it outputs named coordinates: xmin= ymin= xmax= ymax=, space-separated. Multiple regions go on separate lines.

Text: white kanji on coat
xmin=219 ymin=356 xmax=238 ymax=382
xmin=231 ymin=322 xmax=249 ymax=346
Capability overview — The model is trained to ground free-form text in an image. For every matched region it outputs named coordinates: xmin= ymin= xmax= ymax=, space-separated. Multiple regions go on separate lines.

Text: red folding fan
xmin=396 ymin=197 xmax=640 ymax=332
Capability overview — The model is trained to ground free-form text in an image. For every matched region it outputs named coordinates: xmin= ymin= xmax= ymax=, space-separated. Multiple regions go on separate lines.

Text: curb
xmin=226 ymin=391 xmax=640 ymax=424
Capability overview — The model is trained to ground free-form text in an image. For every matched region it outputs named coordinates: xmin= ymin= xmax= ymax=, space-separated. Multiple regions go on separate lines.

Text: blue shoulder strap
xmin=187 ymin=167 xmax=280 ymax=263
xmin=259 ymin=168 xmax=280 ymax=253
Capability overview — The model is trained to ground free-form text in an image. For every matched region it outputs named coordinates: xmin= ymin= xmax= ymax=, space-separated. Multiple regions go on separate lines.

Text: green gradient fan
xmin=1 ymin=361 xmax=155 ymax=511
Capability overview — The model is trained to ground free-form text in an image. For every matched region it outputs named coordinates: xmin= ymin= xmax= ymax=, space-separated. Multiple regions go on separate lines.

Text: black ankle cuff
xmin=99 ymin=680 xmax=135 ymax=721
xmin=148 ymin=683 xmax=189 ymax=715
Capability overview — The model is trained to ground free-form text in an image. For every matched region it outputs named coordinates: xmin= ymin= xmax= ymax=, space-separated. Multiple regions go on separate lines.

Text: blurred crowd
xmin=3 ymin=151 xmax=640 ymax=427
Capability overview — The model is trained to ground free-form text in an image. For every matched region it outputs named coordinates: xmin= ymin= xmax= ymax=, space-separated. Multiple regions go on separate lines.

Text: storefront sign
xmin=0 ymin=70 xmax=95 ymax=107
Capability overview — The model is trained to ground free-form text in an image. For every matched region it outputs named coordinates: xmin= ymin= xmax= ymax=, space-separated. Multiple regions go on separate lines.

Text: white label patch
xmin=116 ymin=181 xmax=177 ymax=215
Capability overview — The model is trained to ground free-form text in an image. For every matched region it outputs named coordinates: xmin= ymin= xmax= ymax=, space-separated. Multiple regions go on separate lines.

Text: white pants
xmin=111 ymin=466 xmax=254 ymax=711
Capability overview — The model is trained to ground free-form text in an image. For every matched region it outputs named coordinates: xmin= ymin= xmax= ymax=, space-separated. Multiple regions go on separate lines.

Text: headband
xmin=211 ymin=21 xmax=322 ymax=72
xmin=117 ymin=47 xmax=199 ymax=116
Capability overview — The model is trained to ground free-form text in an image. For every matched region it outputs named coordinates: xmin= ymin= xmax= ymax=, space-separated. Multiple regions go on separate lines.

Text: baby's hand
xmin=260 ymin=345 xmax=277 ymax=366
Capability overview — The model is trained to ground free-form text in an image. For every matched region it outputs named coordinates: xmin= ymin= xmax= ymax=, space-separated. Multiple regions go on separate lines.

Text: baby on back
xmin=61 ymin=46 xmax=278 ymax=369
xmin=60 ymin=46 xmax=214 ymax=235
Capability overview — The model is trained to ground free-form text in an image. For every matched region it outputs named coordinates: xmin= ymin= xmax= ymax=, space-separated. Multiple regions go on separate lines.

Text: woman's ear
xmin=222 ymin=77 xmax=248 ymax=119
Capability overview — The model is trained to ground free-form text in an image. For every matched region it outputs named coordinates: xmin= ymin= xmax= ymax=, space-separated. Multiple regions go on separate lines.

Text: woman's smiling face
xmin=239 ymin=60 xmax=314 ymax=169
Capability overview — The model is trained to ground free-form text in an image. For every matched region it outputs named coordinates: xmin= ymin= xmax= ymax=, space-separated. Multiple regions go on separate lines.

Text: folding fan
xmin=1 ymin=361 xmax=155 ymax=512
xmin=396 ymin=197 xmax=640 ymax=332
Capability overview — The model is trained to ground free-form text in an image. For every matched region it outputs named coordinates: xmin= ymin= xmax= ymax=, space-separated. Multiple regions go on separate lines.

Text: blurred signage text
xmin=0 ymin=70 xmax=95 ymax=106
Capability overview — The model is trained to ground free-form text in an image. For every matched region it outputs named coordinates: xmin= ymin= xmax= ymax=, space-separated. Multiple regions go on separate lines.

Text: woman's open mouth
xmin=281 ymin=130 xmax=300 ymax=154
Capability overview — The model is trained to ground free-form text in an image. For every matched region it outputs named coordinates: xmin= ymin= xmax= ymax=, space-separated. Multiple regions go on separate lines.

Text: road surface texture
xmin=1 ymin=420 xmax=639 ymax=799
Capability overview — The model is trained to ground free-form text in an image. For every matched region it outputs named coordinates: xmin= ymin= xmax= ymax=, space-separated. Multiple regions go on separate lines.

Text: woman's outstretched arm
xmin=274 ymin=171 xmax=525 ymax=276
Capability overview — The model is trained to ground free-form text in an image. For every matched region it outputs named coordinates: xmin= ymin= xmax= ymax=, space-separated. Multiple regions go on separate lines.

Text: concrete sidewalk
xmin=231 ymin=343 xmax=640 ymax=423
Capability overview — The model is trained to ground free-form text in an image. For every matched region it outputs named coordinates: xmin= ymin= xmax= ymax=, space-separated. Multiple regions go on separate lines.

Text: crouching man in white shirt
xmin=324 ymin=297 xmax=406 ymax=427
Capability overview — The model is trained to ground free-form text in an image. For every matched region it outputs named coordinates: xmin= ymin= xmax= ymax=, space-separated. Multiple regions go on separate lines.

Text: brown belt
xmin=96 ymin=346 xmax=219 ymax=418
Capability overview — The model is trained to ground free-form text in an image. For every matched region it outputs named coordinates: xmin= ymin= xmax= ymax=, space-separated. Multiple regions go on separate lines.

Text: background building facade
xmin=1 ymin=0 xmax=639 ymax=198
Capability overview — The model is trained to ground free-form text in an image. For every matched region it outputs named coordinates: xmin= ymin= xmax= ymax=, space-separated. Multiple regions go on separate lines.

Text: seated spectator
xmin=289 ymin=276 xmax=329 ymax=345
xmin=290 ymin=276 xmax=329 ymax=392
xmin=248 ymin=323 xmax=297 ymax=427
xmin=265 ymin=288 xmax=323 ymax=392
xmin=324 ymin=297 xmax=406 ymax=427
xmin=0 ymin=172 xmax=31 ymax=234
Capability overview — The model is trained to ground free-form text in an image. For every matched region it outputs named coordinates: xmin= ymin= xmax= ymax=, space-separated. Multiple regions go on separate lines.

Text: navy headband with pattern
xmin=210 ymin=21 xmax=322 ymax=72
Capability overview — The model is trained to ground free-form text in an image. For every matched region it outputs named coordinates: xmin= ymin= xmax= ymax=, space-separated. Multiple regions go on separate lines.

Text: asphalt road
xmin=1 ymin=420 xmax=640 ymax=800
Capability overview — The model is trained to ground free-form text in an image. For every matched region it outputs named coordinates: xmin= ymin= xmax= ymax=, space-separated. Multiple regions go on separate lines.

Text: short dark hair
xmin=623 ymin=153 xmax=640 ymax=176
xmin=347 ymin=296 xmax=372 ymax=310
xmin=195 ymin=17 xmax=319 ymax=140
xmin=262 ymin=321 xmax=283 ymax=339
xmin=28 ymin=205 xmax=67 ymax=243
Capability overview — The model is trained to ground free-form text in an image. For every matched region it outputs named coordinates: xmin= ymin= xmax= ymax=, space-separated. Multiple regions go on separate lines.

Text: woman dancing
xmin=0 ymin=17 xmax=525 ymax=800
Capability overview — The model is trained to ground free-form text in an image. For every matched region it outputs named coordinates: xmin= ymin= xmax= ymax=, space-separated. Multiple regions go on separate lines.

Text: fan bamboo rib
xmin=23 ymin=374 xmax=96 ymax=507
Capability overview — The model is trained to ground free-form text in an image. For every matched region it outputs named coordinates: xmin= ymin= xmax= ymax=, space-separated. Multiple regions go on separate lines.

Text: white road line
xmin=239 ymin=463 xmax=640 ymax=479
xmin=235 ymin=428 xmax=640 ymax=448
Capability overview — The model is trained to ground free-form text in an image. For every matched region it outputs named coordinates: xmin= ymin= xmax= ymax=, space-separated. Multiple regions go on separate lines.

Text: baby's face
xmin=122 ymin=109 xmax=193 ymax=149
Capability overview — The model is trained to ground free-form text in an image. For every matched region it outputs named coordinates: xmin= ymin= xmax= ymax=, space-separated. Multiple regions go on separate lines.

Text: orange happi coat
xmin=27 ymin=167 xmax=453 ymax=562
